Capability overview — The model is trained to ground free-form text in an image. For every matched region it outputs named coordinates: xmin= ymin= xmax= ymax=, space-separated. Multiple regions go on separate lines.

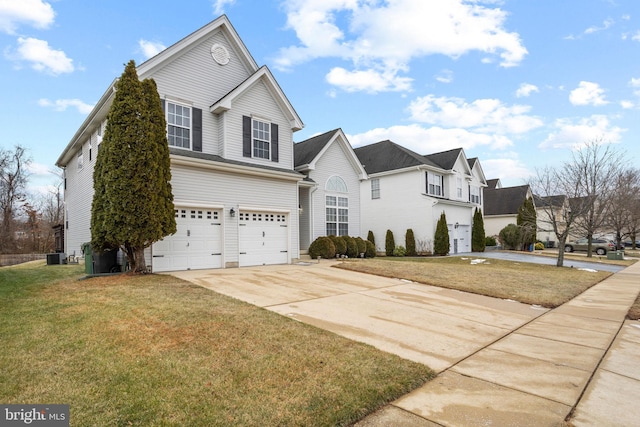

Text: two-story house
xmin=56 ymin=15 xmax=305 ymax=271
xmin=354 ymin=141 xmax=487 ymax=254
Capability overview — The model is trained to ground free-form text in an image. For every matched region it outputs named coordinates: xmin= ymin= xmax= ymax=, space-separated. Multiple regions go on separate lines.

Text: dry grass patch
xmin=628 ymin=292 xmax=640 ymax=320
xmin=0 ymin=261 xmax=433 ymax=426
xmin=336 ymin=257 xmax=611 ymax=308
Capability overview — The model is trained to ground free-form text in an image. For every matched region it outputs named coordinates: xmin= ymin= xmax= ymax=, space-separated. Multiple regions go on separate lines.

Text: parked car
xmin=564 ymin=238 xmax=615 ymax=255
xmin=624 ymin=240 xmax=640 ymax=249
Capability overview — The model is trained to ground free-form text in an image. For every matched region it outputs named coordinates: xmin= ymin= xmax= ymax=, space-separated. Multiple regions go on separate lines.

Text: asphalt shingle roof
xmin=483 ymin=184 xmax=531 ymax=216
xmin=293 ymin=129 xmax=339 ymax=167
xmin=353 ymin=140 xmax=440 ymax=174
xmin=425 ymin=148 xmax=463 ymax=170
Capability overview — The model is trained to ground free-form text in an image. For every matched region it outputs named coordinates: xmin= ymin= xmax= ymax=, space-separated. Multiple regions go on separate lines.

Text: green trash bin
xmin=81 ymin=242 xmax=93 ymax=274
xmin=607 ymin=250 xmax=624 ymax=260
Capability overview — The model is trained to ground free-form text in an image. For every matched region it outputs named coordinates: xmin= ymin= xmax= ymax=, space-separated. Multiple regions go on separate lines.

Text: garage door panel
xmin=152 ymin=208 xmax=222 ymax=272
xmin=239 ymin=211 xmax=289 ymax=267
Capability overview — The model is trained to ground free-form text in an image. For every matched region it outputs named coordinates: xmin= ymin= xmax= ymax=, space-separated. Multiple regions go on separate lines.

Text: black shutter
xmin=242 ymin=116 xmax=252 ymax=157
xmin=192 ymin=107 xmax=202 ymax=152
xmin=271 ymin=123 xmax=279 ymax=162
xmin=161 ymin=99 xmax=165 ymax=112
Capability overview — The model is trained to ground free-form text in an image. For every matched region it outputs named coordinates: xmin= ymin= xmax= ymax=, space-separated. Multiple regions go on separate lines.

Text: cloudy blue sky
xmin=2 ymin=0 xmax=639 ymax=194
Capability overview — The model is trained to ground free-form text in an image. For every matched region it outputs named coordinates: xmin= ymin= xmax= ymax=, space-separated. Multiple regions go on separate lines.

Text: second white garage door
xmin=238 ymin=211 xmax=289 ymax=267
xmin=152 ymin=208 xmax=223 ymax=272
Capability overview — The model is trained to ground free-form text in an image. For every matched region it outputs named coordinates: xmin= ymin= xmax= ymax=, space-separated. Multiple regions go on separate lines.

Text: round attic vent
xmin=211 ymin=43 xmax=230 ymax=65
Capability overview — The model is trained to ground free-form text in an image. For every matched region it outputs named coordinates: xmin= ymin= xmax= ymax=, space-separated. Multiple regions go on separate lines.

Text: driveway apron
xmin=170 ymin=259 xmax=640 ymax=426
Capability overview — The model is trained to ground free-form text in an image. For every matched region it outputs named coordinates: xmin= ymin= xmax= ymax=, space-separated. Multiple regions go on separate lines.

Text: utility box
xmin=607 ymin=251 xmax=624 ymax=260
xmin=46 ymin=253 xmax=66 ymax=265
xmin=82 ymin=243 xmax=93 ymax=274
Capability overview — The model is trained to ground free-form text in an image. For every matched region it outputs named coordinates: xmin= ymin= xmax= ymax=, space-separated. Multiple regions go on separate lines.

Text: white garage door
xmin=152 ymin=208 xmax=222 ymax=272
xmin=239 ymin=211 xmax=289 ymax=267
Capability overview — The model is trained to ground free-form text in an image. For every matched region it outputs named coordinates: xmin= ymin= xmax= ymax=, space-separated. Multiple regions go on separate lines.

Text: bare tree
xmin=0 ymin=146 xmax=31 ymax=253
xmin=567 ymin=139 xmax=625 ymax=257
xmin=607 ymin=168 xmax=640 ymax=249
xmin=530 ymin=166 xmax=587 ymax=267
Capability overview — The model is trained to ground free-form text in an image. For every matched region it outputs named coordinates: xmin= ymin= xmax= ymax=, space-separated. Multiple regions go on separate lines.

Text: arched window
xmin=326 ymin=175 xmax=348 ymax=193
xmin=325 ymin=176 xmax=349 ymax=236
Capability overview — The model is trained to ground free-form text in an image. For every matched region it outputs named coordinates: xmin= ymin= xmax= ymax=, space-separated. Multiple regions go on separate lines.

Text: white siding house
xmin=294 ymin=129 xmax=366 ymax=250
xmin=355 ymin=142 xmax=487 ymax=254
xmin=56 ymin=16 xmax=305 ymax=271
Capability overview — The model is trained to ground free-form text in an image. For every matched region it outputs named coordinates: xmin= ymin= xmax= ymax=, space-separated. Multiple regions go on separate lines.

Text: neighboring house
xmin=534 ymin=194 xmax=568 ymax=247
xmin=483 ymin=183 xmax=533 ymax=237
xmin=56 ymin=16 xmax=306 ymax=271
xmin=354 ymin=141 xmax=487 ymax=254
xmin=294 ymin=129 xmax=367 ymax=251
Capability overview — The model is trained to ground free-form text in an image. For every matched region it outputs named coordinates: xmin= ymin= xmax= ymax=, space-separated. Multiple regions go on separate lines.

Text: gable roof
xmin=294 ymin=129 xmax=366 ymax=179
xmin=534 ymin=194 xmax=566 ymax=209
xmin=353 ymin=140 xmax=440 ymax=174
xmin=483 ymin=184 xmax=532 ymax=216
xmin=486 ymin=178 xmax=501 ymax=189
xmin=210 ymin=65 xmax=303 ymax=131
xmin=425 ymin=148 xmax=464 ymax=170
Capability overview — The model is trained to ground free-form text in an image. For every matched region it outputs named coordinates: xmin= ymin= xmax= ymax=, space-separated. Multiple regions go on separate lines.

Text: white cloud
xmin=481 ymin=157 xmax=532 ymax=183
xmin=275 ymin=0 xmax=527 ymax=92
xmin=38 ymin=98 xmax=94 ymax=114
xmin=9 ymin=37 xmax=74 ymax=75
xmin=569 ymin=81 xmax=608 ymax=106
xmin=584 ymin=19 xmax=614 ymax=35
xmin=435 ymin=69 xmax=453 ymax=84
xmin=633 ymin=31 xmax=640 ymax=42
xmin=0 ymin=0 xmax=54 ymax=34
xmin=212 ymin=0 xmax=236 ymax=15
xmin=408 ymin=95 xmax=543 ymax=135
xmin=620 ymin=100 xmax=635 ymax=109
xmin=538 ymin=115 xmax=624 ymax=150
xmin=326 ymin=66 xmax=412 ymax=93
xmin=515 ymin=83 xmax=539 ymax=98
xmin=138 ymin=39 xmax=166 ymax=59
xmin=26 ymin=162 xmax=52 ymax=176
xmin=347 ymin=124 xmax=513 ymax=154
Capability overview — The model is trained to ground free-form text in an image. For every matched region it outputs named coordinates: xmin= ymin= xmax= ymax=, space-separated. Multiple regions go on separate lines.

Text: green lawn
xmin=0 ymin=261 xmax=433 ymax=426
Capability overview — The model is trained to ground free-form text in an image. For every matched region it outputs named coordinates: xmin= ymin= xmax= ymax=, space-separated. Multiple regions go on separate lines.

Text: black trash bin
xmin=92 ymin=249 xmax=118 ymax=274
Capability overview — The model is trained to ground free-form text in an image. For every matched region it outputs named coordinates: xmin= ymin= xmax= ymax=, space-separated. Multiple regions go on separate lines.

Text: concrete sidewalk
xmin=357 ymin=261 xmax=640 ymax=426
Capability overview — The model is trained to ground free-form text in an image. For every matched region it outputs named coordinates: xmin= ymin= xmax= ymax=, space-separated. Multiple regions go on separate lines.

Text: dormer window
xmin=252 ymin=118 xmax=271 ymax=159
xmin=243 ymin=116 xmax=279 ymax=162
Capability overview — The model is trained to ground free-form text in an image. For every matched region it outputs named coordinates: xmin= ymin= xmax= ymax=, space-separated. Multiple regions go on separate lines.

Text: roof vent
xmin=211 ymin=43 xmax=230 ymax=65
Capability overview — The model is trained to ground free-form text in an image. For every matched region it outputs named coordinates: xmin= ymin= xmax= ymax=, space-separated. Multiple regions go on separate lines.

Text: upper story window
xmin=371 ymin=178 xmax=380 ymax=199
xmin=167 ymin=102 xmax=191 ymax=149
xmin=243 ymin=116 xmax=279 ymax=162
xmin=456 ymin=177 xmax=463 ymax=199
xmin=77 ymin=149 xmax=84 ymax=171
xmin=252 ymin=118 xmax=271 ymax=159
xmin=426 ymin=171 xmax=443 ymax=197
xmin=470 ymin=186 xmax=481 ymax=204
xmin=326 ymin=195 xmax=349 ymax=236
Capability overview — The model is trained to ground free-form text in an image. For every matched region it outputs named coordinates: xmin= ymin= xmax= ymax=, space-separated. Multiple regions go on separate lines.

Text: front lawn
xmin=0 ymin=261 xmax=433 ymax=426
xmin=336 ymin=257 xmax=612 ymax=308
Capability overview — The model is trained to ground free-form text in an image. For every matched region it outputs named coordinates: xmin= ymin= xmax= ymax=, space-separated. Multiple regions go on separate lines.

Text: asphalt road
xmin=458 ymin=251 xmax=626 ymax=273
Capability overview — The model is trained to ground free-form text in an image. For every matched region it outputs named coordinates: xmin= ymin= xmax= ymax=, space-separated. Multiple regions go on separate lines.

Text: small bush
xmin=365 ymin=240 xmax=376 ymax=258
xmin=485 ymin=236 xmax=497 ymax=246
xmin=309 ymin=236 xmax=336 ymax=259
xmin=329 ymin=235 xmax=347 ymax=256
xmin=342 ymin=236 xmax=359 ymax=258
xmin=405 ymin=229 xmax=416 ymax=256
xmin=385 ymin=230 xmax=395 ymax=256
xmin=367 ymin=230 xmax=375 ymax=246
xmin=355 ymin=237 xmax=367 ymax=256
xmin=535 ymin=242 xmax=545 ymax=250
xmin=499 ymin=224 xmax=521 ymax=250
xmin=393 ymin=245 xmax=406 ymax=257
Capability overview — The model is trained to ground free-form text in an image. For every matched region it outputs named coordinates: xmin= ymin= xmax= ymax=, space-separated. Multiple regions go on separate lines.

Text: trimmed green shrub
xmin=367 ymin=230 xmax=375 ymax=246
xmin=342 ymin=235 xmax=359 ymax=258
xmin=355 ymin=237 xmax=367 ymax=257
xmin=385 ymin=229 xmax=395 ymax=256
xmin=309 ymin=236 xmax=336 ymax=259
xmin=499 ymin=223 xmax=521 ymax=250
xmin=329 ymin=235 xmax=347 ymax=256
xmin=433 ymin=212 xmax=450 ymax=256
xmin=393 ymin=245 xmax=406 ymax=257
xmin=405 ymin=229 xmax=416 ymax=256
xmin=365 ymin=240 xmax=376 ymax=258
xmin=485 ymin=236 xmax=497 ymax=246
xmin=472 ymin=207 xmax=486 ymax=252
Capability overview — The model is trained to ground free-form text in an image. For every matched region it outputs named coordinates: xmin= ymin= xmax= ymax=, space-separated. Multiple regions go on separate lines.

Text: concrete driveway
xmin=170 ymin=260 xmax=547 ymax=372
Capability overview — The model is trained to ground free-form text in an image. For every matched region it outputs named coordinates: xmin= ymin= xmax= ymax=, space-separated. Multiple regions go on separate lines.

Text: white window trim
xmin=166 ymin=101 xmax=192 ymax=150
xmin=371 ymin=178 xmax=380 ymax=199
xmin=252 ymin=117 xmax=271 ymax=160
xmin=77 ymin=149 xmax=84 ymax=171
xmin=427 ymin=171 xmax=443 ymax=197
xmin=326 ymin=195 xmax=349 ymax=236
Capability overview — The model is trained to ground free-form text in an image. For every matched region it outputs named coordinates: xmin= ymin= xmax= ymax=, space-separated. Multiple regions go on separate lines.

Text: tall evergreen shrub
xmin=385 ymin=229 xmax=395 ymax=256
xmin=433 ymin=212 xmax=450 ymax=256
